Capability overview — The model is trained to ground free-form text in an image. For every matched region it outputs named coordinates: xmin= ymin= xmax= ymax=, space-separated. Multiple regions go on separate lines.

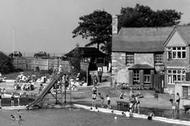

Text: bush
xmin=0 ymin=51 xmax=15 ymax=74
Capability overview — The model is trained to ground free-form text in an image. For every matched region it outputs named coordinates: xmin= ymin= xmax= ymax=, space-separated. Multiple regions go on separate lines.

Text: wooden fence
xmin=13 ymin=57 xmax=71 ymax=72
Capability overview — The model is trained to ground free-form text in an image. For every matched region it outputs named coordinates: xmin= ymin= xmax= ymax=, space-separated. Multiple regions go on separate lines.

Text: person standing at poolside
xmin=134 ymin=95 xmax=140 ymax=114
xmin=92 ymin=73 xmax=98 ymax=86
xmin=91 ymin=86 xmax=98 ymax=108
xmin=11 ymin=93 xmax=14 ymax=106
xmin=176 ymin=93 xmax=180 ymax=109
xmin=0 ymin=90 xmax=2 ymax=109
xmin=106 ymin=95 xmax=111 ymax=109
xmin=176 ymin=93 xmax=180 ymax=118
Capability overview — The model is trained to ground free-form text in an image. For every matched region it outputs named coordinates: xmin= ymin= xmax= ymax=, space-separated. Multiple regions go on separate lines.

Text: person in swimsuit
xmin=106 ymin=95 xmax=111 ymax=109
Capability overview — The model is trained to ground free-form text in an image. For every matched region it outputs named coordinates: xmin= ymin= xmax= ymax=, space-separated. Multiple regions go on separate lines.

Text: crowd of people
xmin=14 ymin=72 xmax=48 ymax=91
xmin=90 ymin=83 xmax=143 ymax=116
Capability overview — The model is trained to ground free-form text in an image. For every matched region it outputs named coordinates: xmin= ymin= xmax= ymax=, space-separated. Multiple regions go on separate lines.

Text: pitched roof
xmin=176 ymin=25 xmax=190 ymax=45
xmin=65 ymin=47 xmax=106 ymax=57
xmin=112 ymin=27 xmax=174 ymax=52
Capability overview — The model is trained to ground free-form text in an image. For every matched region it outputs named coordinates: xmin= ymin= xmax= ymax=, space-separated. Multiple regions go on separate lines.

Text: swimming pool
xmin=0 ymin=108 xmax=181 ymax=126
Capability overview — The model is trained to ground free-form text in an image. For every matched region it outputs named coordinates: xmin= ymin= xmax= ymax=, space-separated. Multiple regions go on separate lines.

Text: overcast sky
xmin=0 ymin=0 xmax=190 ymax=55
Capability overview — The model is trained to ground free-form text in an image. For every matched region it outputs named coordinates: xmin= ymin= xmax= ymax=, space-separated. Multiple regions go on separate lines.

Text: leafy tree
xmin=34 ymin=51 xmax=50 ymax=59
xmin=9 ymin=51 xmax=22 ymax=58
xmin=72 ymin=10 xmax=112 ymax=52
xmin=0 ymin=51 xmax=14 ymax=74
xmin=119 ymin=4 xmax=182 ymax=28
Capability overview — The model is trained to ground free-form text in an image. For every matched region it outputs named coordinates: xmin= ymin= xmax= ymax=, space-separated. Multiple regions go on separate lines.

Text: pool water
xmin=0 ymin=108 xmax=181 ymax=126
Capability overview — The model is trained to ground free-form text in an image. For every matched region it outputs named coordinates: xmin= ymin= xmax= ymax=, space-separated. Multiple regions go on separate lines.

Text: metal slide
xmin=26 ymin=73 xmax=63 ymax=109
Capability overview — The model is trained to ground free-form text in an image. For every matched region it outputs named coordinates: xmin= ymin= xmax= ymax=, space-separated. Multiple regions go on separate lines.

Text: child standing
xmin=91 ymin=86 xmax=98 ymax=108
xmin=134 ymin=95 xmax=140 ymax=113
xmin=176 ymin=93 xmax=180 ymax=109
xmin=0 ymin=92 xmax=2 ymax=109
xmin=11 ymin=93 xmax=14 ymax=106
xmin=106 ymin=95 xmax=111 ymax=109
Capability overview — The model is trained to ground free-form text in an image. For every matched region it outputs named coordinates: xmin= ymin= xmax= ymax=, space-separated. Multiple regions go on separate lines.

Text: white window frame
xmin=155 ymin=54 xmax=163 ymax=64
xmin=126 ymin=53 xmax=134 ymax=65
xmin=182 ymin=86 xmax=188 ymax=99
xmin=167 ymin=69 xmax=186 ymax=84
xmin=133 ymin=70 xmax=140 ymax=84
xmin=166 ymin=47 xmax=186 ymax=59
xmin=144 ymin=75 xmax=151 ymax=83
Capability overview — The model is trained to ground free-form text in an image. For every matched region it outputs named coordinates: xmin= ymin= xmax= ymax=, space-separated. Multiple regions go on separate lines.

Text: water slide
xmin=27 ymin=73 xmax=63 ymax=109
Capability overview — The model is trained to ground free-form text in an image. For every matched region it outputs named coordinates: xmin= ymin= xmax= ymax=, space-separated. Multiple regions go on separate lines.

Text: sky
xmin=0 ymin=0 xmax=190 ymax=56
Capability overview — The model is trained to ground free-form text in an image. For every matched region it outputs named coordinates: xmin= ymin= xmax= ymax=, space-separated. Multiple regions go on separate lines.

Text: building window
xmin=155 ymin=54 xmax=163 ymax=64
xmin=182 ymin=86 xmax=188 ymax=99
xmin=167 ymin=69 xmax=186 ymax=84
xmin=144 ymin=70 xmax=151 ymax=83
xmin=133 ymin=70 xmax=140 ymax=84
xmin=167 ymin=47 xmax=186 ymax=59
xmin=126 ymin=53 xmax=134 ymax=65
xmin=144 ymin=75 xmax=151 ymax=83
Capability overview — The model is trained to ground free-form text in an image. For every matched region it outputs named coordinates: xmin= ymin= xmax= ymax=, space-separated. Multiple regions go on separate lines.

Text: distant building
xmin=65 ymin=47 xmax=107 ymax=71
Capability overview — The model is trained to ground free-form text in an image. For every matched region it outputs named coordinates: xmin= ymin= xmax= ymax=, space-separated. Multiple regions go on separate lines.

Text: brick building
xmin=112 ymin=18 xmax=190 ymax=92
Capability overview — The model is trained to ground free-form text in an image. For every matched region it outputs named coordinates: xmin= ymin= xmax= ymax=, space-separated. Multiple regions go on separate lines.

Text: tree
xmin=9 ymin=51 xmax=22 ymax=58
xmin=0 ymin=51 xmax=14 ymax=74
xmin=72 ymin=10 xmax=112 ymax=52
xmin=118 ymin=4 xmax=182 ymax=28
xmin=34 ymin=51 xmax=50 ymax=59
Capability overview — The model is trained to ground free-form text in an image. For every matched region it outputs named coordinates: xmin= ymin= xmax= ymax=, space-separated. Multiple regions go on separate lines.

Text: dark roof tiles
xmin=112 ymin=27 xmax=174 ymax=52
xmin=176 ymin=25 xmax=190 ymax=45
xmin=65 ymin=47 xmax=106 ymax=57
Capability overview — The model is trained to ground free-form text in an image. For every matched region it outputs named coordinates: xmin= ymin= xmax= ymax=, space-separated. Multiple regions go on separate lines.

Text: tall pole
xmin=70 ymin=79 xmax=72 ymax=106
xmin=12 ymin=27 xmax=16 ymax=55
xmin=55 ymin=82 xmax=58 ymax=104
xmin=64 ymin=81 xmax=66 ymax=104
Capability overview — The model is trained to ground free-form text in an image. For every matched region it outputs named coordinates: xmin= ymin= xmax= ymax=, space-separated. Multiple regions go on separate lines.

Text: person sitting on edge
xmin=98 ymin=93 xmax=104 ymax=107
xmin=147 ymin=112 xmax=154 ymax=120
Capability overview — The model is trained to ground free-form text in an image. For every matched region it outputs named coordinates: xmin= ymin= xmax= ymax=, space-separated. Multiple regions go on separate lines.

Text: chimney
xmin=112 ymin=15 xmax=118 ymax=34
